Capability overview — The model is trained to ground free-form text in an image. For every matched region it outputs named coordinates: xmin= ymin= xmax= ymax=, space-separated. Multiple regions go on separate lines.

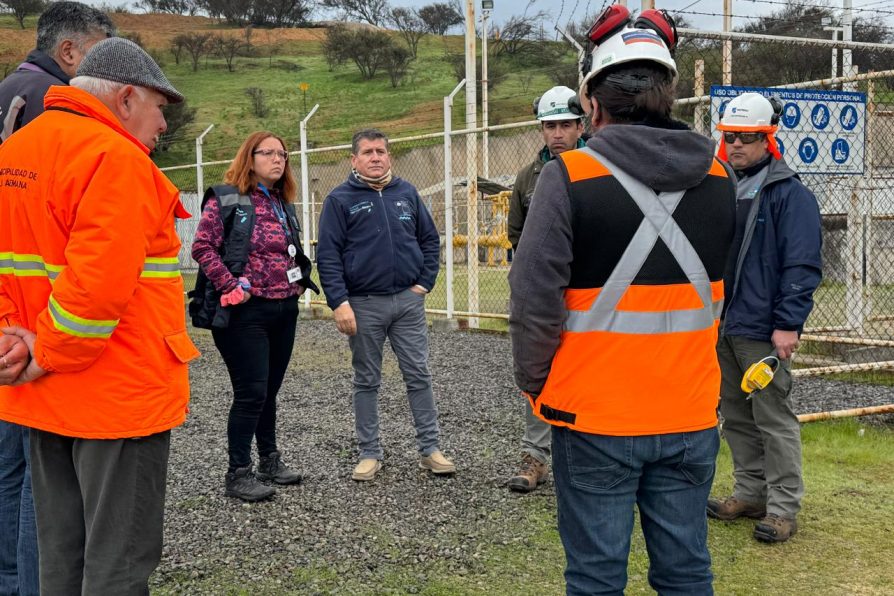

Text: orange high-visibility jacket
xmin=513 ymin=145 xmax=736 ymax=436
xmin=0 ymin=86 xmax=199 ymax=439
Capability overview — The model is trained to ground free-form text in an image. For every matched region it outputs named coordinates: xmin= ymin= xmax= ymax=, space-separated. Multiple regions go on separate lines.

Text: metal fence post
xmin=445 ymin=81 xmax=466 ymax=319
xmin=195 ymin=124 xmax=214 ymax=194
xmin=465 ymin=0 xmax=479 ymax=328
xmin=300 ymin=104 xmax=320 ymax=312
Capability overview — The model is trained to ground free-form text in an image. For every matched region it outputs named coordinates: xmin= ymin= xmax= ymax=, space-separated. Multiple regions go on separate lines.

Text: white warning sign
xmin=711 ymin=85 xmax=866 ymax=175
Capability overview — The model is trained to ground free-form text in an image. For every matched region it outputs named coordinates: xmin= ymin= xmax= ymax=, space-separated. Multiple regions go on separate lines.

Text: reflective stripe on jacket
xmin=0 ymin=85 xmax=199 ymax=439
xmin=530 ymin=147 xmax=735 ymax=435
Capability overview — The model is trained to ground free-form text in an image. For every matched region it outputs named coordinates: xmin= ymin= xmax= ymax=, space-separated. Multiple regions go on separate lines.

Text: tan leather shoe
xmin=420 ymin=450 xmax=456 ymax=475
xmin=707 ymin=495 xmax=766 ymax=521
xmin=352 ymin=458 xmax=382 ymax=481
xmin=754 ymin=513 xmax=798 ymax=543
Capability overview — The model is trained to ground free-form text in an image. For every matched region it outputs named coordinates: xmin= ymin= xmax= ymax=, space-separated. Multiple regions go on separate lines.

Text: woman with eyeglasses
xmin=192 ymin=131 xmax=317 ymax=502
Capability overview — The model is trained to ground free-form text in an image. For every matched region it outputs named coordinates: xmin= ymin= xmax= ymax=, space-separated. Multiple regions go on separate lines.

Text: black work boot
xmin=224 ymin=465 xmax=276 ymax=502
xmin=256 ymin=450 xmax=303 ymax=485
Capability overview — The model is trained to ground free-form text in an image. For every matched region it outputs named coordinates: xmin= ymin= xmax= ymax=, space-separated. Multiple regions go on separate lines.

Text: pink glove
xmin=220 ymin=285 xmax=245 ymax=306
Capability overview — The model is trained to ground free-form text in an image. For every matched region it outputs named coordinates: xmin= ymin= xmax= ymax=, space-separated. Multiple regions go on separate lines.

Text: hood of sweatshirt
xmin=586 ymin=120 xmax=717 ymax=192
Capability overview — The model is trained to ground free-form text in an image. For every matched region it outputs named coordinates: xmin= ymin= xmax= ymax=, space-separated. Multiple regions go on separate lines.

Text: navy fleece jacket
xmin=317 ymin=173 xmax=440 ymax=310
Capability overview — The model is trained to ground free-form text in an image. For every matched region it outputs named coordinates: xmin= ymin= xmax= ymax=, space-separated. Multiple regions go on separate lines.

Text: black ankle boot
xmin=257 ymin=450 xmax=303 ymax=485
xmin=224 ymin=465 xmax=276 ymax=502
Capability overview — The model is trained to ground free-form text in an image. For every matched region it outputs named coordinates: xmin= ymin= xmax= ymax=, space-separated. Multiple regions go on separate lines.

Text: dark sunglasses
xmin=723 ymin=131 xmax=765 ymax=144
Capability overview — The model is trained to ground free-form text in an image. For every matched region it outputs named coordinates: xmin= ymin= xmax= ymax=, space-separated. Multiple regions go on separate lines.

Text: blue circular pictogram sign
xmin=781 ymin=103 xmax=801 ymax=129
xmin=798 ymin=138 xmax=819 ymax=164
xmin=839 ymin=105 xmax=858 ymax=131
xmin=831 ymin=138 xmax=850 ymax=164
xmin=777 ymin=138 xmax=785 ymax=156
xmin=811 ymin=104 xmax=830 ymax=130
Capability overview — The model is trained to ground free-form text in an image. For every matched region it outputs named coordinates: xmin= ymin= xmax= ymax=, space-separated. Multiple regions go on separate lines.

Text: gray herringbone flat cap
xmin=76 ymin=37 xmax=184 ymax=103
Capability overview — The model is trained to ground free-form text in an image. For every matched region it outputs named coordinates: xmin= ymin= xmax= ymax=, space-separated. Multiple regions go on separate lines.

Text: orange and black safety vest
xmin=532 ymin=147 xmax=735 ymax=436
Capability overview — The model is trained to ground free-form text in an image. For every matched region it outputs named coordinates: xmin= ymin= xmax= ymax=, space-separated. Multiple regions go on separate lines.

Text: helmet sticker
xmin=620 ymin=30 xmax=663 ymax=46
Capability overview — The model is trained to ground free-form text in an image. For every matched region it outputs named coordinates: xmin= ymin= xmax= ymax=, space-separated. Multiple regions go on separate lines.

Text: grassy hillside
xmin=0 ymin=13 xmax=569 ymax=168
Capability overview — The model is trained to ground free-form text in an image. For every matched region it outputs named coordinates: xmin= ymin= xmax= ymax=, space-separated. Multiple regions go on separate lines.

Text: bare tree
xmin=135 ymin=0 xmax=200 ymax=14
xmin=157 ymin=100 xmax=197 ymax=152
xmin=213 ymin=34 xmax=245 ymax=72
xmin=417 ymin=2 xmax=462 ymax=35
xmin=493 ymin=3 xmax=548 ymax=59
xmin=389 ymin=7 xmax=425 ymax=58
xmin=170 ymin=35 xmax=187 ymax=65
xmin=0 ymin=0 xmax=45 ymax=29
xmin=321 ymin=0 xmax=390 ymax=27
xmin=321 ymin=24 xmax=349 ymax=71
xmin=177 ymin=32 xmax=213 ymax=72
xmin=383 ymin=44 xmax=412 ymax=87
xmin=245 ymin=87 xmax=269 ymax=118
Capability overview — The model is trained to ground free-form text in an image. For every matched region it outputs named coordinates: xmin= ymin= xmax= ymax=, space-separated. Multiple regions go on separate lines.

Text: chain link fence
xmin=165 ymin=29 xmax=894 ymax=381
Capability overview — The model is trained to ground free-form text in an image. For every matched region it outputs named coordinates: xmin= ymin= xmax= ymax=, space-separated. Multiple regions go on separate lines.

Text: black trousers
xmin=30 ymin=429 xmax=170 ymax=596
xmin=212 ymin=296 xmax=298 ymax=472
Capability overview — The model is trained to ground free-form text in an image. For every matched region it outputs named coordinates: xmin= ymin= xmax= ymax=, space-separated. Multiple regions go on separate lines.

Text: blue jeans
xmin=0 ymin=421 xmax=39 ymax=596
xmin=552 ymin=426 xmax=719 ymax=596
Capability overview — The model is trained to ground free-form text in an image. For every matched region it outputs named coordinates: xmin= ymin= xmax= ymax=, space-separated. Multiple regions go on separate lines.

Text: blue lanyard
xmin=258 ymin=183 xmax=292 ymax=246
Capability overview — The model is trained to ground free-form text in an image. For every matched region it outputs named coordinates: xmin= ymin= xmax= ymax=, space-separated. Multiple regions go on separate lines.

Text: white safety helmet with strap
xmin=534 ymin=86 xmax=585 ymax=121
xmin=716 ymin=92 xmax=783 ymax=160
xmin=578 ymin=5 xmax=678 ymax=110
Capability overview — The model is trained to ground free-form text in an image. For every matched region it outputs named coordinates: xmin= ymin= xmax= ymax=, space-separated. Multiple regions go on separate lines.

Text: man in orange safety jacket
xmin=0 ymin=37 xmax=198 ymax=595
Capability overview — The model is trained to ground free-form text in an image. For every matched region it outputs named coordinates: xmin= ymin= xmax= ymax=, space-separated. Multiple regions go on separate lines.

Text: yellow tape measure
xmin=741 ymin=355 xmax=780 ymax=396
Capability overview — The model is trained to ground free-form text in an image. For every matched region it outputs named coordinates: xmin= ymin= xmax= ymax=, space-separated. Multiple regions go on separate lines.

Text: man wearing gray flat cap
xmin=0 ymin=36 xmax=198 ymax=595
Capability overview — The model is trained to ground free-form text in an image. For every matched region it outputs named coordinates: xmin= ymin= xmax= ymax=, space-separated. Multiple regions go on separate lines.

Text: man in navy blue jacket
xmin=708 ymin=93 xmax=823 ymax=544
xmin=317 ymin=128 xmax=455 ymax=481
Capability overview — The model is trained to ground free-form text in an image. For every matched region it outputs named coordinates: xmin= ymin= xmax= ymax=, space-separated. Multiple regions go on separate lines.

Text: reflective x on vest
xmin=564 ymin=148 xmax=723 ymax=335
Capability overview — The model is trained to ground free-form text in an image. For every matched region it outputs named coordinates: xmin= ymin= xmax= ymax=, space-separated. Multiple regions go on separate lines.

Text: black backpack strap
xmin=204 ymin=185 xmax=254 ymax=277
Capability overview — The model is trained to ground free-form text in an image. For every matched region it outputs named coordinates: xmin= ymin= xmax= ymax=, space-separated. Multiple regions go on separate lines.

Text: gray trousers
xmin=348 ymin=289 xmax=440 ymax=460
xmin=30 ymin=429 xmax=170 ymax=596
xmin=522 ymin=400 xmax=551 ymax=464
xmin=717 ymin=335 xmax=803 ymax=517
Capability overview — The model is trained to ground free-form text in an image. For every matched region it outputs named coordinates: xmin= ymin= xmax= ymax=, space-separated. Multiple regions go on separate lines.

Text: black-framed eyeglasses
xmin=253 ymin=149 xmax=289 ymax=160
xmin=723 ymin=131 xmax=765 ymax=145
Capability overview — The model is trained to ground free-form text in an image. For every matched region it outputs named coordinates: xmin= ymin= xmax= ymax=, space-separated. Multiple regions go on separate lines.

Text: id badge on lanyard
xmin=263 ymin=185 xmax=303 ymax=285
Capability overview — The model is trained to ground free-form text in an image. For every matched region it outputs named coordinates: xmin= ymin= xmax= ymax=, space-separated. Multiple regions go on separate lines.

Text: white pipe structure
xmin=465 ymin=0 xmax=479 ymax=328
xmin=823 ymin=25 xmax=843 ymax=80
xmin=678 ymin=27 xmax=894 ymax=49
xmin=299 ymin=104 xmax=320 ymax=311
xmin=444 ymin=80 xmax=466 ymax=319
xmin=797 ymin=404 xmax=894 ymax=423
xmin=195 ymin=124 xmax=214 ymax=195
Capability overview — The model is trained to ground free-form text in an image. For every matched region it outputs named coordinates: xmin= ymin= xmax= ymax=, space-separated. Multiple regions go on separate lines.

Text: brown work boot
xmin=706 ymin=495 xmax=766 ymax=521
xmin=508 ymin=454 xmax=548 ymax=493
xmin=754 ymin=513 xmax=798 ymax=543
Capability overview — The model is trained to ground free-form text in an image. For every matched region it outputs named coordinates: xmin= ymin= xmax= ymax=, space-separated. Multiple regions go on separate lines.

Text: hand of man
xmin=0 ymin=332 xmax=29 ymax=385
xmin=334 ymin=302 xmax=357 ymax=336
xmin=0 ymin=326 xmax=46 ymax=385
xmin=410 ymin=285 xmax=428 ymax=295
xmin=772 ymin=329 xmax=800 ymax=360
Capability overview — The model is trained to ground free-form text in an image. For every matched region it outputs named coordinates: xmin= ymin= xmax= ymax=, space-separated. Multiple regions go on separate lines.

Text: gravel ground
xmin=153 ymin=319 xmax=894 ymax=594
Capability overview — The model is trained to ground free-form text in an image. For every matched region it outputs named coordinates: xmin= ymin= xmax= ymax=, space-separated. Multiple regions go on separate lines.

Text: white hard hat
xmin=535 ymin=86 xmax=584 ymax=121
xmin=578 ymin=25 xmax=677 ymax=109
xmin=717 ymin=92 xmax=777 ymax=131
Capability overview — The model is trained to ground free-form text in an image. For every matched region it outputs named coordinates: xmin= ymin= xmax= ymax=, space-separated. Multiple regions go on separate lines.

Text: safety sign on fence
xmin=711 ymin=85 xmax=866 ymax=175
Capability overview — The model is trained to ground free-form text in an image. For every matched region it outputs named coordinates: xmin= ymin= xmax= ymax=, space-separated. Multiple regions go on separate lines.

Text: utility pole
xmin=641 ymin=0 xmax=654 ymax=10
xmin=465 ymin=0 xmax=479 ymax=327
xmin=843 ymin=0 xmax=855 ymax=90
xmin=723 ymin=0 xmax=732 ymax=85
xmin=823 ymin=17 xmax=843 ymax=81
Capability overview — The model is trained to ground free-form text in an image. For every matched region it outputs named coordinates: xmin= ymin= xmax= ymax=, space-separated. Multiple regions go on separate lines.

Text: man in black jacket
xmin=0 ymin=1 xmax=114 ymax=142
xmin=0 ymin=4 xmax=113 ymax=594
